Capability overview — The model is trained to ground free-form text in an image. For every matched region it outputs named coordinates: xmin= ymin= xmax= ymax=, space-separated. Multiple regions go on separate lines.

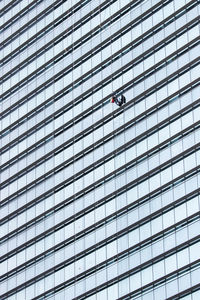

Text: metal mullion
xmin=30 ymin=240 xmax=200 ymax=299
xmin=1 ymin=17 xmax=198 ymax=151
xmin=1 ymin=0 xmax=189 ymax=110
xmin=3 ymin=0 xmax=195 ymax=86
xmin=1 ymin=0 xmax=90 ymax=47
xmin=1 ymin=39 xmax=199 ymax=169
xmin=0 ymin=72 xmax=199 ymax=213
xmin=1 ymin=0 xmax=118 ymax=77
xmin=1 ymin=203 xmax=199 ymax=285
xmin=1 ymin=119 xmax=200 ymax=242
xmin=116 ymin=261 xmax=200 ymax=300
xmin=1 ymin=222 xmax=200 ymax=299
xmin=1 ymin=164 xmax=200 ymax=254
xmin=1 ymin=88 xmax=200 ymax=204
xmin=0 ymin=0 xmax=21 ymax=18
xmin=0 ymin=0 xmax=41 ymax=27
xmin=1 ymin=0 xmax=156 ymax=99
xmin=1 ymin=70 xmax=199 ymax=175
xmin=1 ymin=94 xmax=200 ymax=194
xmin=1 ymin=0 xmax=143 ymax=68
xmin=1 ymin=167 xmax=199 ymax=268
xmin=1 ymin=14 xmax=199 ymax=137
xmin=0 ymin=79 xmax=199 ymax=220
xmin=1 ymin=142 xmax=200 ymax=261
xmin=166 ymin=282 xmax=200 ymax=300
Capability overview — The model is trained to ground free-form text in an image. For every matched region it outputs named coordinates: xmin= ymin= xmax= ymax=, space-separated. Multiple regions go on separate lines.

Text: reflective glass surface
xmin=1 ymin=0 xmax=200 ymax=299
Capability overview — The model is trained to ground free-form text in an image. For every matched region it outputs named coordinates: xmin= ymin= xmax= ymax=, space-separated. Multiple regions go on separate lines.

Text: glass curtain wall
xmin=0 ymin=0 xmax=200 ymax=299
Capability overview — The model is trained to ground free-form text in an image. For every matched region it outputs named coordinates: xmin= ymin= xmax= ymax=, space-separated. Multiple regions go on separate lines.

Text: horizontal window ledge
xmin=10 ymin=238 xmax=200 ymax=300
xmin=1 ymin=0 xmax=143 ymax=69
xmin=1 ymin=119 xmax=199 ymax=242
xmin=1 ymin=225 xmax=200 ymax=299
xmin=1 ymin=0 xmax=193 ymax=106
xmin=1 ymin=13 xmax=198 ymax=118
xmin=166 ymin=282 xmax=200 ymax=300
xmin=0 ymin=166 xmax=199 ymax=273
xmin=1 ymin=0 xmax=90 ymax=47
xmin=0 ymin=0 xmax=21 ymax=18
xmin=1 ymin=93 xmax=200 ymax=194
xmin=1 ymin=144 xmax=200 ymax=262
xmin=117 ymin=260 xmax=200 ymax=300
xmin=1 ymin=42 xmax=199 ymax=171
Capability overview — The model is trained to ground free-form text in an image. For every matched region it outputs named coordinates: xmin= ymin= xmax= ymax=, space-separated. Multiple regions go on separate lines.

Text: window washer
xmin=111 ymin=94 xmax=126 ymax=106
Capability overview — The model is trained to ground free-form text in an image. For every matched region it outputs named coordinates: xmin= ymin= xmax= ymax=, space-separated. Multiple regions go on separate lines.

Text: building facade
xmin=1 ymin=0 xmax=200 ymax=299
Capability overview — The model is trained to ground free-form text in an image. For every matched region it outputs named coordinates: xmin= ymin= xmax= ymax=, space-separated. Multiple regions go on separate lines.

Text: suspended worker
xmin=111 ymin=94 xmax=126 ymax=107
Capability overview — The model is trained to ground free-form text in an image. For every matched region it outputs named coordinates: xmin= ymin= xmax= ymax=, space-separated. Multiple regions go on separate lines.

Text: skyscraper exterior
xmin=1 ymin=0 xmax=200 ymax=299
